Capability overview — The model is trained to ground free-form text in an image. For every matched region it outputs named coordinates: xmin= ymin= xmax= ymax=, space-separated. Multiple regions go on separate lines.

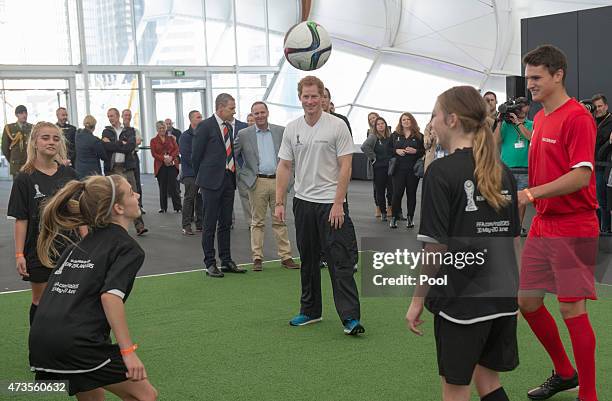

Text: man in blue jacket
xmin=179 ymin=110 xmax=204 ymax=235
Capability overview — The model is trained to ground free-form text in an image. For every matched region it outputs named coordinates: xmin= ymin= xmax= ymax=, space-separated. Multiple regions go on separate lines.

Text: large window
xmin=77 ymin=73 xmax=141 ymax=135
xmin=205 ymin=0 xmax=236 ymax=66
xmin=82 ymin=0 xmax=136 ymax=65
xmin=236 ymin=0 xmax=268 ymax=66
xmin=0 ymin=0 xmax=75 ymax=64
xmin=267 ymin=0 xmax=299 ymax=65
xmin=1 ymin=79 xmax=70 ymax=125
xmin=238 ymin=73 xmax=274 ymax=120
xmin=136 ymin=1 xmax=207 ymax=66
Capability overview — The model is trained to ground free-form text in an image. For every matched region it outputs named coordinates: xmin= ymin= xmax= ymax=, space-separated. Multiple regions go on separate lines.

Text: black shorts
xmin=23 ymin=265 xmax=52 ymax=283
xmin=34 ymin=356 xmax=128 ymax=396
xmin=434 ymin=314 xmax=519 ymax=385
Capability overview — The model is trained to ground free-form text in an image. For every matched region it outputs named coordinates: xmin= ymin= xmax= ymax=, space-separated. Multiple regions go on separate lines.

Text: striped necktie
xmin=223 ymin=122 xmax=235 ymax=172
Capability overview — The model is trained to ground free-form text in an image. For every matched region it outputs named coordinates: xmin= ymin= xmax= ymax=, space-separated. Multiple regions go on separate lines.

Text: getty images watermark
xmin=360 ymin=236 xmax=612 ymax=298
xmin=371 ymin=248 xmax=487 ymax=287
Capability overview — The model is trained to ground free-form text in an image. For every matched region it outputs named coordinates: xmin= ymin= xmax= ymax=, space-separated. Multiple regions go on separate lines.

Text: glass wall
xmin=136 ymin=1 xmax=207 ymax=66
xmin=0 ymin=0 xmax=75 ymax=65
xmin=1 ymin=79 xmax=70 ymax=125
xmin=82 ymin=0 xmax=137 ymax=65
xmin=236 ymin=0 xmax=268 ymax=66
xmin=76 ymin=73 xmax=141 ymax=135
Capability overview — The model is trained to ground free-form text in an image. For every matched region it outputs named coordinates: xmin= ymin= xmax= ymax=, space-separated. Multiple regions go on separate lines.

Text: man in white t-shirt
xmin=275 ymin=76 xmax=364 ymax=335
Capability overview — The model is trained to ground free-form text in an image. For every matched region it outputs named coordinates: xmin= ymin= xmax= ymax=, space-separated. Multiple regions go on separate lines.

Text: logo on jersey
xmin=464 ymin=180 xmax=478 ymax=212
xmin=542 ymin=137 xmax=557 ymax=144
xmin=33 ymin=184 xmax=45 ymax=199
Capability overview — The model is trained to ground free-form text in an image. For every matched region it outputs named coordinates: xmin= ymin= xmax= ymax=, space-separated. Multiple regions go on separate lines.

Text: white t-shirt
xmin=278 ymin=112 xmax=354 ymax=203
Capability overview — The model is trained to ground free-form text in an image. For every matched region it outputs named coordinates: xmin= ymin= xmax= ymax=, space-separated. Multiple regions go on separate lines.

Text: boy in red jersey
xmin=517 ymin=45 xmax=599 ymax=401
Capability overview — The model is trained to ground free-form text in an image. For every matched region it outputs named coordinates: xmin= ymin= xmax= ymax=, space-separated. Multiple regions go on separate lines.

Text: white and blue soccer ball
xmin=284 ymin=21 xmax=332 ymax=71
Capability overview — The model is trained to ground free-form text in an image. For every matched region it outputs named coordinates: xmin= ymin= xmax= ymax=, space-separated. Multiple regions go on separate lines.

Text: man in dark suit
xmin=192 ymin=93 xmax=246 ymax=277
xmin=56 ymin=107 xmax=77 ymax=167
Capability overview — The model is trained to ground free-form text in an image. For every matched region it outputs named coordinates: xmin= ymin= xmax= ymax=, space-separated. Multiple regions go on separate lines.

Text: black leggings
xmin=373 ymin=165 xmax=393 ymax=214
xmin=156 ymin=165 xmax=181 ymax=211
xmin=391 ymin=169 xmax=420 ymax=219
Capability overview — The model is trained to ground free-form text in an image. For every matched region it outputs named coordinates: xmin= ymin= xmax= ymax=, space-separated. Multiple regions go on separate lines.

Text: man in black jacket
xmin=593 ymin=93 xmax=612 ymax=233
xmin=102 ymin=107 xmax=148 ymax=236
xmin=165 ymin=118 xmax=182 ymax=143
xmin=56 ymin=107 xmax=77 ymax=167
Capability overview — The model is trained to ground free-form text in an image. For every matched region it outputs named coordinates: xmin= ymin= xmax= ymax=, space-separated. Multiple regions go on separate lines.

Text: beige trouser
xmin=249 ymin=177 xmax=292 ymax=261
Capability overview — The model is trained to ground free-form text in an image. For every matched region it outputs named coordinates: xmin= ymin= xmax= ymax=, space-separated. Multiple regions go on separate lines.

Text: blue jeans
xmin=596 ymin=169 xmax=610 ymax=231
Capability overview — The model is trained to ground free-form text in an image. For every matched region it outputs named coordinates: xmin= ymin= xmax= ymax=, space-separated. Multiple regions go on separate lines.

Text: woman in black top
xmin=7 ymin=122 xmax=78 ymax=324
xmin=406 ymin=86 xmax=519 ymax=401
xmin=361 ymin=116 xmax=394 ymax=220
xmin=389 ymin=112 xmax=425 ymax=229
xmin=32 ymin=174 xmax=158 ymax=401
xmin=365 ymin=112 xmax=383 ymax=217
xmin=75 ymin=115 xmax=107 ymax=178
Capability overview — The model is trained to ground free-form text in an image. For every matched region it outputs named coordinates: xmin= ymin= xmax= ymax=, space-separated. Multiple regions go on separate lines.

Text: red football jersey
xmin=528 ymin=98 xmax=598 ymax=215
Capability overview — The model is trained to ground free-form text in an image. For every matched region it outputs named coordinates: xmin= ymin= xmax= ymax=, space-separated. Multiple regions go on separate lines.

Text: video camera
xmin=498 ymin=98 xmax=528 ymax=124
xmin=580 ymin=100 xmax=596 ymax=114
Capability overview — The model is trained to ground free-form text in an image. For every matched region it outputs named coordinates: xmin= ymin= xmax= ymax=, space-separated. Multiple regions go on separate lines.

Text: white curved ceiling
xmin=310 ymin=0 xmax=612 ymax=75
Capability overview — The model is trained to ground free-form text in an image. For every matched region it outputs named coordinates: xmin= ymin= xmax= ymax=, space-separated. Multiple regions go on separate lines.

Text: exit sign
xmin=174 ymin=71 xmax=186 ymax=77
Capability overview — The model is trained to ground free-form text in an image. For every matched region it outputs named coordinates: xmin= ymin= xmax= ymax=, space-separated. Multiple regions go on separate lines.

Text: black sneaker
xmin=527 ymin=370 xmax=578 ymax=400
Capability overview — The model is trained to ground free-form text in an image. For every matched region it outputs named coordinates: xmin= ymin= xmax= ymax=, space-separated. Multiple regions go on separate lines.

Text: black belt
xmin=257 ymin=174 xmax=276 ymax=179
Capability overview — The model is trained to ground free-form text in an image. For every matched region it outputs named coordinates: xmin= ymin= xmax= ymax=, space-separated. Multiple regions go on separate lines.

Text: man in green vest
xmin=2 ymin=105 xmax=32 ymax=177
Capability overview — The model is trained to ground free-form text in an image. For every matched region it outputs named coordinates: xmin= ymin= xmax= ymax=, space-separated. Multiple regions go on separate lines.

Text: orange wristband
xmin=523 ymin=188 xmax=535 ymax=203
xmin=120 ymin=344 xmax=138 ymax=356
xmin=15 ymin=253 xmax=24 ymax=258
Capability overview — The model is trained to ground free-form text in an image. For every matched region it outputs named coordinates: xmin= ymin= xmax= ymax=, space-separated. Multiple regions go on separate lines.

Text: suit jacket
xmin=101 ymin=125 xmax=137 ymax=173
xmin=75 ymin=128 xmax=107 ymax=178
xmin=58 ymin=122 xmax=77 ymax=166
xmin=234 ymin=123 xmax=293 ymax=190
xmin=233 ymin=119 xmax=248 ymax=167
xmin=193 ymin=116 xmax=243 ymax=190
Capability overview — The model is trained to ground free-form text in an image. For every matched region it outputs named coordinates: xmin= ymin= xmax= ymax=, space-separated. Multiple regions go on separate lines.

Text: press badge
xmin=514 ymin=140 xmax=525 ymax=149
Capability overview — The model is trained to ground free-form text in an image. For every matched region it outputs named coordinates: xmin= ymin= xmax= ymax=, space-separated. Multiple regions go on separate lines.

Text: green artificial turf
xmin=1 ymin=262 xmax=610 ymax=401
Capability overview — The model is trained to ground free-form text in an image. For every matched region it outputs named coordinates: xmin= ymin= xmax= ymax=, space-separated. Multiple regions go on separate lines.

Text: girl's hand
xmin=123 ymin=352 xmax=147 ymax=381
xmin=16 ymin=256 xmax=28 ymax=278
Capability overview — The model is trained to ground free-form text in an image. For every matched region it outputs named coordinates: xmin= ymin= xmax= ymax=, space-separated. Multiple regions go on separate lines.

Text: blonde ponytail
xmin=37 ymin=180 xmax=86 ymax=267
xmin=437 ymin=86 xmax=509 ymax=212
xmin=473 ymin=124 xmax=508 ymax=212
xmin=37 ymin=175 xmax=126 ymax=267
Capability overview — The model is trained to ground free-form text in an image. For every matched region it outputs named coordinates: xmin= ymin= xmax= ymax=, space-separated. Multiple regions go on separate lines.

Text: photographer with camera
xmin=494 ymin=97 xmax=533 ymax=234
xmin=590 ymin=93 xmax=612 ymax=234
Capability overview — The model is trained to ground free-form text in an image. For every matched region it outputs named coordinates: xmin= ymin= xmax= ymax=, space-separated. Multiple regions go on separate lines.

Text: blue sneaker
xmin=343 ymin=319 xmax=365 ymax=335
xmin=289 ymin=314 xmax=322 ymax=326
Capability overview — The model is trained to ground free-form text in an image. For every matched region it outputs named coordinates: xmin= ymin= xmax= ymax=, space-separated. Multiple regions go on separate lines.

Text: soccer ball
xmin=284 ymin=21 xmax=332 ymax=71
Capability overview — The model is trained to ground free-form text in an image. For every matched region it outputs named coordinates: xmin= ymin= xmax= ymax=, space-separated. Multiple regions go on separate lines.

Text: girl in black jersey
xmin=31 ymin=175 xmax=157 ymax=401
xmin=7 ymin=122 xmax=77 ymax=324
xmin=406 ymin=86 xmax=520 ymax=401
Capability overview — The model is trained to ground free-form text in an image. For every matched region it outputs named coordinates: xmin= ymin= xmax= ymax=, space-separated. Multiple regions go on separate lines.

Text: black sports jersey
xmin=418 ymin=148 xmax=520 ymax=323
xmin=29 ymin=224 xmax=144 ymax=373
xmin=7 ymin=165 xmax=77 ymax=268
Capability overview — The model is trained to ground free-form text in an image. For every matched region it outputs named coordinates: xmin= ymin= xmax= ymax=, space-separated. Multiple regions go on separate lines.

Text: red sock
xmin=565 ymin=313 xmax=598 ymax=401
xmin=522 ymin=305 xmax=575 ymax=378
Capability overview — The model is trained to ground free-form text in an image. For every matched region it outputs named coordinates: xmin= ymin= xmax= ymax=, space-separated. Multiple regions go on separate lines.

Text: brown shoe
xmin=253 ymin=259 xmax=263 ymax=271
xmin=375 ymin=206 xmax=381 ymax=218
xmin=281 ymin=258 xmax=300 ymax=269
